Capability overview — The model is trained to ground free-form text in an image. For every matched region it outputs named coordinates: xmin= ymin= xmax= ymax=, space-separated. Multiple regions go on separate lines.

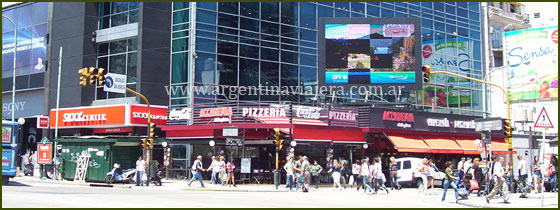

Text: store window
xmin=96 ymin=38 xmax=138 ymax=99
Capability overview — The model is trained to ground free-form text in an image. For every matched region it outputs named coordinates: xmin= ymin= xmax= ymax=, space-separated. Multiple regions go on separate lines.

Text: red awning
xmin=330 ymin=130 xmax=366 ymax=144
xmin=385 ymin=133 xmax=431 ymax=153
xmin=421 ymin=135 xmax=463 ymax=154
xmin=454 ymin=137 xmax=482 ymax=155
xmin=292 ymin=128 xmax=332 ymax=142
xmin=490 ymin=138 xmax=516 ymax=155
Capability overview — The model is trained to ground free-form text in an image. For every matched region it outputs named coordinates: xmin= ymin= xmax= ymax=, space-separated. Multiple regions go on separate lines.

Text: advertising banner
xmin=2 ymin=126 xmax=12 ymax=144
xmin=49 ymin=104 xmax=168 ymax=128
xmin=318 ymin=18 xmax=422 ymax=91
xmin=504 ymin=26 xmax=558 ymax=100
xmin=420 ymin=37 xmax=475 ymax=106
xmin=2 ymin=2 xmax=48 ymax=78
xmin=37 ymin=143 xmax=52 ymax=164
xmin=2 ymin=149 xmax=14 ymax=170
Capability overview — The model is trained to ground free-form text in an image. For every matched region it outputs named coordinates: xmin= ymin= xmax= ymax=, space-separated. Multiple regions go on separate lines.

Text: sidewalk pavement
xmin=455 ymin=192 xmax=558 ymax=208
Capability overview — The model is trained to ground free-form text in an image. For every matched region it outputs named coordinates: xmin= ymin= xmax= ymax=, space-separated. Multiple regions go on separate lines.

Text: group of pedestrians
xmin=187 ymin=155 xmax=237 ymax=188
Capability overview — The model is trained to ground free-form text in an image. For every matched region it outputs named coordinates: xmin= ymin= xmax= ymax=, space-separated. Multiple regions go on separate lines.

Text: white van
xmin=394 ymin=157 xmax=446 ymax=188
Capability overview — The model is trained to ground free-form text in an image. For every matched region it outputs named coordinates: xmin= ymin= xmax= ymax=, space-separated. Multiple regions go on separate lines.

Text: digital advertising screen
xmin=319 ymin=18 xmax=422 ymax=91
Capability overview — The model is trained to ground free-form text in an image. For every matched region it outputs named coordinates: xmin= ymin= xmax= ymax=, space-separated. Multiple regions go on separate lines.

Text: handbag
xmin=469 ymin=179 xmax=479 ymax=190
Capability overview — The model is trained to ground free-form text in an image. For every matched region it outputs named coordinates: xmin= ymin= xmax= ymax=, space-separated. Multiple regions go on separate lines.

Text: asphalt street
xmin=2 ymin=177 xmax=558 ymax=208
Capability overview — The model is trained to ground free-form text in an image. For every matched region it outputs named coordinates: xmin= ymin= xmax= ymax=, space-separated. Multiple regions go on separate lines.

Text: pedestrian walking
xmin=427 ymin=159 xmax=435 ymax=194
xmin=311 ymin=160 xmax=323 ymax=189
xmin=283 ymin=156 xmax=295 ymax=191
xmin=224 ymin=157 xmax=237 ymax=187
xmin=389 ymin=157 xmax=401 ymax=190
xmin=135 ymin=156 xmax=146 ymax=186
xmin=218 ymin=156 xmax=227 ymax=185
xmin=549 ymin=156 xmax=558 ymax=192
xmin=208 ymin=156 xmax=220 ymax=184
xmin=302 ymin=156 xmax=312 ymax=192
xmin=532 ymin=156 xmax=542 ymax=193
xmin=339 ymin=159 xmax=347 ymax=189
xmin=327 ymin=159 xmax=343 ymax=191
xmin=486 ymin=157 xmax=509 ymax=204
xmin=294 ymin=156 xmax=303 ymax=190
xmin=361 ymin=158 xmax=374 ymax=194
xmin=352 ymin=160 xmax=361 ymax=187
xmin=441 ymin=161 xmax=461 ymax=203
xmin=372 ymin=157 xmax=389 ymax=194
xmin=187 ymin=155 xmax=206 ymax=188
xmin=517 ymin=155 xmax=530 ymax=198
xmin=471 ymin=158 xmax=485 ymax=196
xmin=457 ymin=157 xmax=466 ymax=184
xmin=418 ymin=158 xmax=429 ymax=194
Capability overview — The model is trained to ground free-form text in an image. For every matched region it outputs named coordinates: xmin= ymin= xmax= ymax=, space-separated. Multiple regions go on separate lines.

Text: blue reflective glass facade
xmin=170 ymin=2 xmax=484 ymax=116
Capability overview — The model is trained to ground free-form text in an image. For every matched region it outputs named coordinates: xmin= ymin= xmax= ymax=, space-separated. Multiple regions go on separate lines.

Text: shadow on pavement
xmin=4 ymin=181 xmax=32 ymax=187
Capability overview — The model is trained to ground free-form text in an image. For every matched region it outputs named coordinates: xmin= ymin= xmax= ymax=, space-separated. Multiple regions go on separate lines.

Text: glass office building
xmin=169 ymin=2 xmax=484 ymax=116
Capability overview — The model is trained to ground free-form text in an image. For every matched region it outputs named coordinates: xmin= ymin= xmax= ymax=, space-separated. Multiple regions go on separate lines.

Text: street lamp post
xmin=483 ymin=61 xmax=530 ymax=117
xmin=3 ymin=15 xmax=18 ymax=123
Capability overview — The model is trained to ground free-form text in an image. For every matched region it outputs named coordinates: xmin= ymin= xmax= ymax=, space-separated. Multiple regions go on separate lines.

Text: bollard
xmin=274 ymin=170 xmax=279 ymax=190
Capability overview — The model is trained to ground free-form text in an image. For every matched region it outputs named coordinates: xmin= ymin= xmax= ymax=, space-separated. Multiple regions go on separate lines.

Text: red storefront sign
xmin=130 ymin=104 xmax=168 ymax=126
xmin=37 ymin=116 xmax=49 ymax=129
xmin=50 ymin=104 xmax=167 ymax=129
xmin=37 ymin=143 xmax=52 ymax=164
xmin=382 ymin=111 xmax=414 ymax=122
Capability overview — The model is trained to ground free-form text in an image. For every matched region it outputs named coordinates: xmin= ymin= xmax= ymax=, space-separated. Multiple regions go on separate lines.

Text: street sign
xmin=103 ymin=73 xmax=126 ymax=94
xmin=474 ymin=118 xmax=503 ymax=132
xmin=37 ymin=143 xmax=52 ymax=164
xmin=223 ymin=126 xmax=238 ymax=137
xmin=226 ymin=137 xmax=243 ymax=146
xmin=534 ymin=107 xmax=554 ymax=128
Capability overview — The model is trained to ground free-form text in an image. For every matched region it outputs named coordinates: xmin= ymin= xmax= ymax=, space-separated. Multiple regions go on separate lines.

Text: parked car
xmin=394 ymin=157 xmax=446 ymax=188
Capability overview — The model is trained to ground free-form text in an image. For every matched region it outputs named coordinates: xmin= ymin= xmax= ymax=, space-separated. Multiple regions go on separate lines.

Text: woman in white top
xmin=418 ymin=158 xmax=429 ymax=194
xmin=373 ymin=157 xmax=389 ymax=194
xmin=427 ymin=160 xmax=435 ymax=193
xmin=361 ymin=158 xmax=374 ymax=193
xmin=283 ymin=156 xmax=295 ymax=191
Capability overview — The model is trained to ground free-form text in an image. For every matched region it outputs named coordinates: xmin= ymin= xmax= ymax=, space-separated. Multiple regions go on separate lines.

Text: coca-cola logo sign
xmin=294 ymin=106 xmax=323 ymax=119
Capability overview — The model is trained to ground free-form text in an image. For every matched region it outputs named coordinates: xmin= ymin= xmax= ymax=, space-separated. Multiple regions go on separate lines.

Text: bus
xmin=2 ymin=120 xmax=19 ymax=185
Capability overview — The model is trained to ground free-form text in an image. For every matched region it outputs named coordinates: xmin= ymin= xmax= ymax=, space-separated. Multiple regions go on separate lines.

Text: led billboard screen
xmin=319 ymin=18 xmax=422 ymax=91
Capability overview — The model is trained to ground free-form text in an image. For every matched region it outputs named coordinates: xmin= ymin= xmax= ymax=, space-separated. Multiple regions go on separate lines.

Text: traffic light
xmin=148 ymin=122 xmax=156 ymax=138
xmin=503 ymin=119 xmax=512 ymax=137
xmin=422 ymin=65 xmax=431 ymax=83
xmin=273 ymin=128 xmax=283 ymax=150
xmin=88 ymin=67 xmax=97 ymax=85
xmin=78 ymin=68 xmax=89 ymax=86
xmin=141 ymin=138 xmax=147 ymax=149
xmin=148 ymin=138 xmax=154 ymax=149
xmin=96 ymin=68 xmax=107 ymax=86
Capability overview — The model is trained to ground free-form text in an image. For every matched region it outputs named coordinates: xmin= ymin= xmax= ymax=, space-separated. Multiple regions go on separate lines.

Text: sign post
xmin=533 ymin=107 xmax=554 ymax=207
xmin=37 ymin=137 xmax=52 ymax=180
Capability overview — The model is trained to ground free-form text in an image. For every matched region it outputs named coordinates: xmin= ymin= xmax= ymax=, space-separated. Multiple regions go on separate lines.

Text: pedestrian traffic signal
xmin=503 ymin=119 xmax=512 ymax=137
xmin=96 ymin=68 xmax=107 ymax=86
xmin=141 ymin=138 xmax=147 ymax=149
xmin=148 ymin=122 xmax=156 ymax=138
xmin=422 ymin=65 xmax=431 ymax=83
xmin=78 ymin=68 xmax=89 ymax=86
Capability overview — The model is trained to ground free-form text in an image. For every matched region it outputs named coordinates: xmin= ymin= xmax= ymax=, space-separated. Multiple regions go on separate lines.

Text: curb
xmin=183 ymin=187 xmax=288 ymax=193
xmin=13 ymin=177 xmax=132 ymax=189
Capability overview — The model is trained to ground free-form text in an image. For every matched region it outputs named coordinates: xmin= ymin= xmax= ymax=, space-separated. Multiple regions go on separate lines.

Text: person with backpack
xmin=187 ymin=155 xmax=206 ymax=188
